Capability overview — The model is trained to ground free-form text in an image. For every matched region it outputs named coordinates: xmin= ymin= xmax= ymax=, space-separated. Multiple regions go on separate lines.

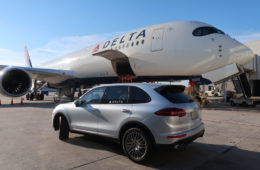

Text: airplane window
xmin=126 ymin=43 xmax=129 ymax=48
xmin=131 ymin=42 xmax=134 ymax=47
xmin=192 ymin=27 xmax=225 ymax=36
xmin=136 ymin=41 xmax=139 ymax=46
xmin=141 ymin=40 xmax=145 ymax=44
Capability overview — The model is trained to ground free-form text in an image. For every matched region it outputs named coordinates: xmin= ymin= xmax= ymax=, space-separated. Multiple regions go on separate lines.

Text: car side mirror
xmin=74 ymin=100 xmax=81 ymax=107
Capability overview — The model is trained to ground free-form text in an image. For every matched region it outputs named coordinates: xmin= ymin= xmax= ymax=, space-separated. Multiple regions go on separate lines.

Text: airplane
xmin=0 ymin=21 xmax=254 ymax=99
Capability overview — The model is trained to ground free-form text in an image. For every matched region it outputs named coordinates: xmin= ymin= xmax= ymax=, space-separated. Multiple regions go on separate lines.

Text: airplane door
xmin=151 ymin=28 xmax=164 ymax=52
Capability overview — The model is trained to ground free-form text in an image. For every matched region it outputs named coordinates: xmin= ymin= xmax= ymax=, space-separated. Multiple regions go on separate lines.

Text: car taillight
xmin=168 ymin=134 xmax=186 ymax=138
xmin=155 ymin=107 xmax=186 ymax=117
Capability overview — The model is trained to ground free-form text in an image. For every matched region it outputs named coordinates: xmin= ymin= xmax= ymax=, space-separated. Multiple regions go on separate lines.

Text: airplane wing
xmin=0 ymin=65 xmax=78 ymax=84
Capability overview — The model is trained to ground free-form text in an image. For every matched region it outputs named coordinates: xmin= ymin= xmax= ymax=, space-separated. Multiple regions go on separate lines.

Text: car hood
xmin=53 ymin=102 xmax=75 ymax=112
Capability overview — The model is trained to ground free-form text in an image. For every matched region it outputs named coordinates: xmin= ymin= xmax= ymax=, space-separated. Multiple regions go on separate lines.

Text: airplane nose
xmin=228 ymin=39 xmax=254 ymax=66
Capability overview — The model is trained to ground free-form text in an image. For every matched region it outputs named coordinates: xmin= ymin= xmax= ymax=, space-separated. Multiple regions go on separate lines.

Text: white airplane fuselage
xmin=0 ymin=21 xmax=255 ymax=98
xmin=43 ymin=21 xmax=253 ymax=81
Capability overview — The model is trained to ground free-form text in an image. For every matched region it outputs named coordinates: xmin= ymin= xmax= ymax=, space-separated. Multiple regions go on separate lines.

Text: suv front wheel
xmin=59 ymin=116 xmax=69 ymax=140
xmin=122 ymin=127 xmax=152 ymax=163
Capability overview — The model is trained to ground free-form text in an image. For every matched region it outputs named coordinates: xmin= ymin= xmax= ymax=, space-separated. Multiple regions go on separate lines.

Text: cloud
xmin=0 ymin=32 xmax=122 ymax=66
xmin=233 ymin=32 xmax=260 ymax=42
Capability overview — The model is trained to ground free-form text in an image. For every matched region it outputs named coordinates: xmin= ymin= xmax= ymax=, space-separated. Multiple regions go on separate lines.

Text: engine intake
xmin=0 ymin=67 xmax=32 ymax=97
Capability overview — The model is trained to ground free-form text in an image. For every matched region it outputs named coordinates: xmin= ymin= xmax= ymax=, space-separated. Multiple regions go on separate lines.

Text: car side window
xmin=80 ymin=87 xmax=106 ymax=104
xmin=129 ymin=86 xmax=151 ymax=104
xmin=102 ymin=86 xmax=129 ymax=104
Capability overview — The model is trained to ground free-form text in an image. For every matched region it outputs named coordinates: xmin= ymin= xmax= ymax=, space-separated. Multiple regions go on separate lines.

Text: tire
xmin=40 ymin=93 xmax=44 ymax=100
xmin=122 ymin=127 xmax=152 ymax=163
xmin=242 ymin=102 xmax=248 ymax=107
xmin=214 ymin=93 xmax=219 ymax=97
xmin=36 ymin=93 xmax=41 ymax=100
xmin=26 ymin=94 xmax=30 ymax=100
xmin=29 ymin=94 xmax=34 ymax=100
xmin=230 ymin=101 xmax=235 ymax=106
xmin=59 ymin=116 xmax=69 ymax=140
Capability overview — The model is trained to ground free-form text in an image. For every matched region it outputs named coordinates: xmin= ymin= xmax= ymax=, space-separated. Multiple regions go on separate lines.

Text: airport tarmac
xmin=0 ymin=95 xmax=260 ymax=170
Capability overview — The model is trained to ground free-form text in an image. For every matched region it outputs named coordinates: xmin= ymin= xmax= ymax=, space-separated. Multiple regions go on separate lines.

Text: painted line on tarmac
xmin=204 ymin=119 xmax=260 ymax=128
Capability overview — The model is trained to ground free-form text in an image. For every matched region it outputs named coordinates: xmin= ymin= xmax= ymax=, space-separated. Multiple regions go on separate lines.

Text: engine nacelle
xmin=0 ymin=67 xmax=32 ymax=97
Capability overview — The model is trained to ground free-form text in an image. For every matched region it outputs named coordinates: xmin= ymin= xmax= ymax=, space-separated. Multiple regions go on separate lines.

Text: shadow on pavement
xmin=204 ymin=102 xmax=260 ymax=112
xmin=0 ymin=101 xmax=63 ymax=109
xmin=64 ymin=135 xmax=260 ymax=170
xmin=64 ymin=135 xmax=123 ymax=155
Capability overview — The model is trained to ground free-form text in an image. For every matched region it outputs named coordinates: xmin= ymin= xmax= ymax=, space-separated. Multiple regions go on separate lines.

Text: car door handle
xmin=122 ymin=109 xmax=131 ymax=113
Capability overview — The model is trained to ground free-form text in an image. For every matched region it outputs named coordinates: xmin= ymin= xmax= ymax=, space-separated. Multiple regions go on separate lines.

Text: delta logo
xmin=92 ymin=44 xmax=100 ymax=53
xmin=92 ymin=29 xmax=146 ymax=53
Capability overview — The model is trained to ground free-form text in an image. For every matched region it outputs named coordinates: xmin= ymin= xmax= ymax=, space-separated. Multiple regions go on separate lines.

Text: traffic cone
xmin=20 ymin=98 xmax=24 ymax=104
xmin=11 ymin=98 xmax=14 ymax=105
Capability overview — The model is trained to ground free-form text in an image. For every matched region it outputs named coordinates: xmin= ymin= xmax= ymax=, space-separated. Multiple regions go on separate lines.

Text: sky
xmin=0 ymin=0 xmax=260 ymax=66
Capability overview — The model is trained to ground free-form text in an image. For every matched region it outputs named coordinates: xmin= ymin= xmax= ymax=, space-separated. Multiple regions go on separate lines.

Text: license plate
xmin=191 ymin=111 xmax=199 ymax=120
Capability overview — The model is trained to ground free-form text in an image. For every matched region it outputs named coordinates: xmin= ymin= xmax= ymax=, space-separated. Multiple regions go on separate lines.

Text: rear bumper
xmin=172 ymin=128 xmax=204 ymax=145
xmin=156 ymin=128 xmax=204 ymax=149
xmin=155 ymin=123 xmax=205 ymax=145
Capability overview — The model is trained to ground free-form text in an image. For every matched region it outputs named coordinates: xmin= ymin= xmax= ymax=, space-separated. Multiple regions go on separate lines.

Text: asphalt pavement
xmin=0 ymin=95 xmax=260 ymax=170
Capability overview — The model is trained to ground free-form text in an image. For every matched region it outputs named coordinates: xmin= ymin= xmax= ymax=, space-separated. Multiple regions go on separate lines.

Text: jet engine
xmin=0 ymin=67 xmax=32 ymax=97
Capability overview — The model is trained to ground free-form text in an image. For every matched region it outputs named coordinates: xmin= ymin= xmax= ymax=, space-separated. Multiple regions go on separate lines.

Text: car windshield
xmin=155 ymin=85 xmax=193 ymax=103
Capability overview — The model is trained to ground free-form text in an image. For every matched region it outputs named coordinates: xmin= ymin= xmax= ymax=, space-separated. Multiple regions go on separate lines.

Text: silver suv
xmin=52 ymin=83 xmax=204 ymax=162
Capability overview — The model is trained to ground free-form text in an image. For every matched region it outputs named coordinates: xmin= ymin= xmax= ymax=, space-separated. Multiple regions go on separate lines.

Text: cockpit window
xmin=192 ymin=27 xmax=225 ymax=36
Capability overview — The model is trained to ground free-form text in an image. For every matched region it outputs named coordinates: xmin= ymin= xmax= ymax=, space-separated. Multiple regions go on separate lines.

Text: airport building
xmin=244 ymin=40 xmax=260 ymax=96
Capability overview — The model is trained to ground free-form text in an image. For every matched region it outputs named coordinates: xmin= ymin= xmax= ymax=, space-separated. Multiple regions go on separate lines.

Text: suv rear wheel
xmin=122 ymin=127 xmax=151 ymax=163
xmin=59 ymin=116 xmax=69 ymax=140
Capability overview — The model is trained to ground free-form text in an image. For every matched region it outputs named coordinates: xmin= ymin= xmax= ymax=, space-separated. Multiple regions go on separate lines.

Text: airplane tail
xmin=24 ymin=46 xmax=33 ymax=67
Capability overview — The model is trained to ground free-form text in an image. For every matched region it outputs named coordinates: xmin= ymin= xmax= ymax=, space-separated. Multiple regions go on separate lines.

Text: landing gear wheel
xmin=40 ymin=93 xmax=44 ymax=100
xmin=122 ymin=128 xmax=151 ymax=163
xmin=29 ymin=94 xmax=34 ymax=100
xmin=26 ymin=94 xmax=30 ymax=100
xmin=59 ymin=116 xmax=69 ymax=140
xmin=36 ymin=94 xmax=40 ymax=100
xmin=242 ymin=102 xmax=248 ymax=107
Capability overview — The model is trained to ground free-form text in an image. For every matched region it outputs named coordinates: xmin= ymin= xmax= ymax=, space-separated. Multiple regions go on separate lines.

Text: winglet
xmin=24 ymin=46 xmax=32 ymax=67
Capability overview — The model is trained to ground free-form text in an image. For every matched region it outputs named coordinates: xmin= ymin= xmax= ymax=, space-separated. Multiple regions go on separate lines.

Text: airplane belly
xmin=129 ymin=53 xmax=199 ymax=76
